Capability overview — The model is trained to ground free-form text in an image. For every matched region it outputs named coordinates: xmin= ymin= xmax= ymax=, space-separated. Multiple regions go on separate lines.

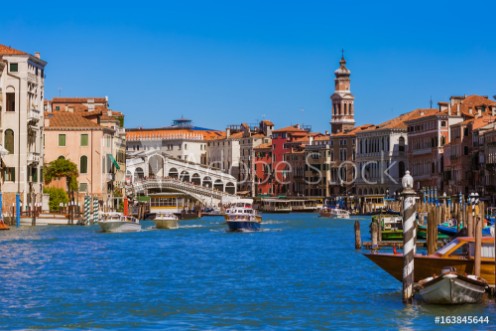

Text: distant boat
xmin=319 ymin=207 xmax=350 ymax=219
xmin=415 ymin=267 xmax=488 ymax=304
xmin=364 ymin=236 xmax=495 ymax=287
xmin=153 ymin=212 xmax=179 ymax=229
xmin=224 ymin=198 xmax=262 ymax=232
xmin=370 ymin=214 xmax=403 ymax=241
xmin=259 ymin=198 xmax=292 ymax=213
xmin=99 ymin=212 xmax=141 ymax=233
xmin=289 ymin=199 xmax=319 ymax=212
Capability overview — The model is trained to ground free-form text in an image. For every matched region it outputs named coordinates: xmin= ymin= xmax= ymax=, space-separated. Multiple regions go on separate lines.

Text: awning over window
xmin=108 ymin=154 xmax=120 ymax=170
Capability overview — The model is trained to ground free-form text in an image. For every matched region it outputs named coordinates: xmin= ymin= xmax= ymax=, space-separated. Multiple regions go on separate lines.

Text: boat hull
xmin=226 ymin=220 xmax=261 ymax=232
xmin=99 ymin=221 xmax=141 ymax=233
xmin=154 ymin=219 xmax=179 ymax=229
xmin=416 ymin=274 xmax=487 ymax=304
xmin=364 ymin=253 xmax=495 ymax=286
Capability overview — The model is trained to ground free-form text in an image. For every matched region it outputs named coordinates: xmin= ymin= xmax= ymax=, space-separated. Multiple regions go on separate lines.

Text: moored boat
xmin=364 ymin=236 xmax=496 ymax=286
xmin=99 ymin=212 xmax=141 ymax=233
xmin=319 ymin=207 xmax=350 ymax=219
xmin=153 ymin=212 xmax=179 ymax=229
xmin=415 ymin=267 xmax=488 ymax=304
xmin=224 ymin=198 xmax=262 ymax=232
xmin=259 ymin=198 xmax=292 ymax=213
xmin=370 ymin=214 xmax=403 ymax=241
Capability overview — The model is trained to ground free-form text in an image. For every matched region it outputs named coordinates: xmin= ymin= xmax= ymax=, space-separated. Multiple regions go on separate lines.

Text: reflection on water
xmin=0 ymin=215 xmax=494 ymax=330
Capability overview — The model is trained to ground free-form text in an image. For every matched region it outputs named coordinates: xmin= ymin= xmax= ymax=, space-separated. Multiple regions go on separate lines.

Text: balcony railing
xmin=27 ymin=152 xmax=40 ymax=164
xmin=28 ymin=109 xmax=41 ymax=123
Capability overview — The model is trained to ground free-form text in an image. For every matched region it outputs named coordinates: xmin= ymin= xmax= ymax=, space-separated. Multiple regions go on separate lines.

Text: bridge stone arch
xmin=169 ymin=167 xmax=178 ymax=178
xmin=135 ymin=167 xmax=145 ymax=181
xmin=191 ymin=173 xmax=201 ymax=185
xmin=180 ymin=170 xmax=190 ymax=182
xmin=214 ymin=179 xmax=223 ymax=192
xmin=203 ymin=176 xmax=212 ymax=188
xmin=225 ymin=182 xmax=235 ymax=194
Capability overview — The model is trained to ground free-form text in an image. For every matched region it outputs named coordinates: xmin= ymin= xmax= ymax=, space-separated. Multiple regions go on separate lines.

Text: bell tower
xmin=330 ymin=52 xmax=355 ymax=134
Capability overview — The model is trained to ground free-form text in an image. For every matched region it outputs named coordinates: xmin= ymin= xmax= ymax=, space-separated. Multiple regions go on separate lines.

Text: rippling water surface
xmin=0 ymin=214 xmax=494 ymax=330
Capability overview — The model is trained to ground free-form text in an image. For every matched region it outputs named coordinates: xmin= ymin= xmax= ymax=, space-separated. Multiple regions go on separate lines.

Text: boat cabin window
xmin=469 ymin=243 xmax=495 ymax=258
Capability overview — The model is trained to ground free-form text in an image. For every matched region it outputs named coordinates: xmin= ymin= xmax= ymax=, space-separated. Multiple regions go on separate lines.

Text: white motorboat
xmin=99 ymin=212 xmax=141 ymax=233
xmin=224 ymin=198 xmax=262 ymax=232
xmin=415 ymin=267 xmax=488 ymax=304
xmin=153 ymin=212 xmax=179 ymax=229
xmin=319 ymin=207 xmax=350 ymax=219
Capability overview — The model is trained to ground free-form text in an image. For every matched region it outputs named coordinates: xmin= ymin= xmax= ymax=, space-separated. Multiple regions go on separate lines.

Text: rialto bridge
xmin=125 ymin=150 xmax=239 ymax=206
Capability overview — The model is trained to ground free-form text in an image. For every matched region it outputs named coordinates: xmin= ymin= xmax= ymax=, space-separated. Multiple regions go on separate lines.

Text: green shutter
xmin=58 ymin=134 xmax=66 ymax=146
xmin=107 ymin=154 xmax=120 ymax=170
xmin=81 ymin=134 xmax=88 ymax=146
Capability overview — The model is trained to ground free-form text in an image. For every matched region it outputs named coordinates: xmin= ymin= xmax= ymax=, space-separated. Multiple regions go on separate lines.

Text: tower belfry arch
xmin=330 ymin=53 xmax=355 ymax=134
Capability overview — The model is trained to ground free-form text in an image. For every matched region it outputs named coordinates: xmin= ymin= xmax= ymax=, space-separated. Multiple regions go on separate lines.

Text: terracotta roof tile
xmin=458 ymin=95 xmax=496 ymax=117
xmin=126 ymin=128 xmax=224 ymax=141
xmin=0 ymin=44 xmax=27 ymax=55
xmin=272 ymin=125 xmax=307 ymax=133
xmin=261 ymin=120 xmax=274 ymax=126
xmin=332 ymin=124 xmax=375 ymax=137
xmin=45 ymin=112 xmax=102 ymax=129
xmin=254 ymin=143 xmax=272 ymax=150
xmin=51 ymin=97 xmax=108 ymax=104
xmin=362 ymin=109 xmax=437 ymax=132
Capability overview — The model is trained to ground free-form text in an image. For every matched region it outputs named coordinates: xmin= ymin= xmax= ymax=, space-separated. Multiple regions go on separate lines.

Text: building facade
xmin=0 ymin=45 xmax=46 ymax=211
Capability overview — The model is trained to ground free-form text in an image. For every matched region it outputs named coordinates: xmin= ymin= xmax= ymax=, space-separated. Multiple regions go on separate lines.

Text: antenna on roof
xmin=58 ymin=88 xmax=62 ymax=97
xmin=429 ymin=96 xmax=433 ymax=109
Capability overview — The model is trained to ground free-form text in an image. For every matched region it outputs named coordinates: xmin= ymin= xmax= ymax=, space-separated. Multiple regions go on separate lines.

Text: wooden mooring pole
xmin=371 ymin=220 xmax=378 ymax=249
xmin=401 ymin=171 xmax=416 ymax=304
xmin=427 ymin=206 xmax=437 ymax=255
xmin=474 ymin=195 xmax=482 ymax=277
xmin=354 ymin=220 xmax=361 ymax=249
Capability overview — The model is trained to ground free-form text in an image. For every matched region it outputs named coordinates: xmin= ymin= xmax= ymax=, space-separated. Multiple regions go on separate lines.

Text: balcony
xmin=27 ymin=152 xmax=40 ymax=165
xmin=28 ymin=109 xmax=41 ymax=123
xmin=412 ymin=147 xmax=432 ymax=156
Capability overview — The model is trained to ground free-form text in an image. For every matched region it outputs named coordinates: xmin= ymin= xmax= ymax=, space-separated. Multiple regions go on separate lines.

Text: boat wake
xmin=180 ymin=224 xmax=204 ymax=229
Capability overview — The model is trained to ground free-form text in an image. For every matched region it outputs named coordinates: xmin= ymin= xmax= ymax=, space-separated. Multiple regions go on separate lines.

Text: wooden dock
xmin=361 ymin=240 xmax=449 ymax=250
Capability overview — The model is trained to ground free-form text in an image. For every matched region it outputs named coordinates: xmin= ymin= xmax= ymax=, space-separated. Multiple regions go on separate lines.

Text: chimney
xmin=34 ymin=52 xmax=40 ymax=59
xmin=457 ymin=103 xmax=461 ymax=116
xmin=325 ymin=130 xmax=329 ymax=135
xmin=469 ymin=107 xmax=473 ymax=115
xmin=309 ymin=136 xmax=314 ymax=145
xmin=226 ymin=127 xmax=231 ymax=138
xmin=448 ymin=103 xmax=452 ymax=115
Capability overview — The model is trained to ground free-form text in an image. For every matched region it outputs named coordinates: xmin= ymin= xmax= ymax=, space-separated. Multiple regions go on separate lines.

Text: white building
xmin=0 ymin=45 xmax=46 ymax=210
xmin=355 ymin=109 xmax=427 ymax=197
xmin=206 ymin=125 xmax=244 ymax=180
xmin=126 ymin=119 xmax=223 ymax=165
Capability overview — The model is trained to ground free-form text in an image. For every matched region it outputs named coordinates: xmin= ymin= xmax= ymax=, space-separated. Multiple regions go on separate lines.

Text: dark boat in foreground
xmin=364 ymin=236 xmax=495 ymax=287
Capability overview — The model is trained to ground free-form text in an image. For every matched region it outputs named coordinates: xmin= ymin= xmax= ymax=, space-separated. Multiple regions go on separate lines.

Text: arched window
xmin=80 ymin=155 xmax=88 ymax=174
xmin=4 ymin=129 xmax=14 ymax=154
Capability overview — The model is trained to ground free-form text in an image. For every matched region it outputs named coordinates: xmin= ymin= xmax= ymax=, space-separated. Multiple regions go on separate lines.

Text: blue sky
xmin=2 ymin=0 xmax=496 ymax=133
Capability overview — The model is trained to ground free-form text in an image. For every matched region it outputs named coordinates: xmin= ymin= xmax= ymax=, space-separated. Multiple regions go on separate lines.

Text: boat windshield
xmin=435 ymin=240 xmax=461 ymax=256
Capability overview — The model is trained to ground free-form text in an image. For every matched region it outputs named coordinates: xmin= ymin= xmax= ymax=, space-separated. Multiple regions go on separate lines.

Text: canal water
xmin=0 ymin=213 xmax=494 ymax=330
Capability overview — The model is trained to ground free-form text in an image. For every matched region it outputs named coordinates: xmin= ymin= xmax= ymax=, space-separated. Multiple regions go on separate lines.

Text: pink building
xmin=44 ymin=110 xmax=125 ymax=209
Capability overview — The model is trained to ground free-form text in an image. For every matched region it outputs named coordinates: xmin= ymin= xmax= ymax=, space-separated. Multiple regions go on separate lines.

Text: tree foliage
xmin=43 ymin=187 xmax=69 ymax=212
xmin=43 ymin=158 xmax=79 ymax=192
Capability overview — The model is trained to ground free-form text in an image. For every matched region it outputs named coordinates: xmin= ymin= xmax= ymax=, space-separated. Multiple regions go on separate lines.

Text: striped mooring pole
xmin=401 ymin=170 xmax=417 ymax=303
xmin=92 ymin=197 xmax=99 ymax=224
xmin=84 ymin=195 xmax=91 ymax=225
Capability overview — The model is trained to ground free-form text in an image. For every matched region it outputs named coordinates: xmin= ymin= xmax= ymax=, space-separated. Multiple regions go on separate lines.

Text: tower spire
xmin=330 ymin=53 xmax=355 ymax=134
